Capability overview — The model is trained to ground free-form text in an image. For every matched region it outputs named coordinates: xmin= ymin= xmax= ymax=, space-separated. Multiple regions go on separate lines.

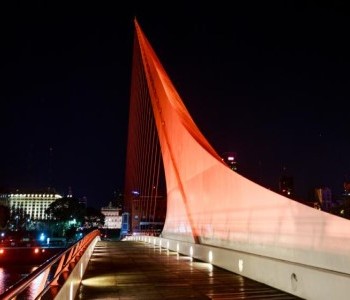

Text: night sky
xmin=1 ymin=2 xmax=349 ymax=208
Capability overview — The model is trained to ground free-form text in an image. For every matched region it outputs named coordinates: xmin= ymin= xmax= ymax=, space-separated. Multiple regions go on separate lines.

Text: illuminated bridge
xmin=5 ymin=18 xmax=348 ymax=300
xmin=120 ymin=19 xmax=350 ymax=300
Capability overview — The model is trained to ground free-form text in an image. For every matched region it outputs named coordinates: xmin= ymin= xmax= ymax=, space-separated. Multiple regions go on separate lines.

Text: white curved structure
xmin=127 ymin=19 xmax=350 ymax=300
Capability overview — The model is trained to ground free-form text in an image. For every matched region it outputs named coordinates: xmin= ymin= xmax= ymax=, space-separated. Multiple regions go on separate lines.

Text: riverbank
xmin=0 ymin=246 xmax=65 ymax=265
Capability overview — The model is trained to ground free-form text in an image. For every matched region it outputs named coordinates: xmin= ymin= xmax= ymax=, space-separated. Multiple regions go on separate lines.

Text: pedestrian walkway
xmin=75 ymin=240 xmax=303 ymax=300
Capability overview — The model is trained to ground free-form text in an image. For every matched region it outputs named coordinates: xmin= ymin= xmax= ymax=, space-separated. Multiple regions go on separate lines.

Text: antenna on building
xmin=48 ymin=145 xmax=54 ymax=188
xmin=67 ymin=186 xmax=73 ymax=198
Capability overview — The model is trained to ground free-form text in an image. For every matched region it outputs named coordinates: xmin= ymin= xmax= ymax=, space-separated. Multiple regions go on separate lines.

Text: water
xmin=0 ymin=264 xmax=43 ymax=298
xmin=0 ymin=243 xmax=68 ymax=298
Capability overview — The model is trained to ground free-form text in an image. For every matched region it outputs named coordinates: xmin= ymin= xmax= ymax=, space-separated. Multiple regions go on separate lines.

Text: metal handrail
xmin=0 ymin=229 xmax=100 ymax=300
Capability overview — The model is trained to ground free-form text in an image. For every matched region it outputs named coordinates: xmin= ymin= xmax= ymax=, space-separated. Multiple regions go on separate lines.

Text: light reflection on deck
xmin=75 ymin=240 xmax=303 ymax=300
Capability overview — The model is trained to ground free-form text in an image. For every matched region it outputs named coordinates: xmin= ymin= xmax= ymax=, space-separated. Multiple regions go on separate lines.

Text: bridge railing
xmin=0 ymin=229 xmax=101 ymax=300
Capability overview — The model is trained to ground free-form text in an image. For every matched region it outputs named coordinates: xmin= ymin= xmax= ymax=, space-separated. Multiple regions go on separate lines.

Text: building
xmin=130 ymin=194 xmax=166 ymax=235
xmin=221 ymin=152 xmax=238 ymax=171
xmin=79 ymin=196 xmax=88 ymax=208
xmin=315 ymin=186 xmax=332 ymax=211
xmin=0 ymin=190 xmax=62 ymax=221
xmin=279 ymin=175 xmax=294 ymax=198
xmin=101 ymin=202 xmax=122 ymax=229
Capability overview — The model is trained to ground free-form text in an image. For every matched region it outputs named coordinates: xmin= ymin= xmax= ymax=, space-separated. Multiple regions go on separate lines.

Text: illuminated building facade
xmin=101 ymin=202 xmax=122 ymax=229
xmin=0 ymin=192 xmax=62 ymax=220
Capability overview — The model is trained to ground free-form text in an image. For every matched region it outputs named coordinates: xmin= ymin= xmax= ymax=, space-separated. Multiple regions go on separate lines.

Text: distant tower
xmin=79 ymin=196 xmax=88 ymax=208
xmin=67 ymin=186 xmax=73 ymax=198
xmin=344 ymin=181 xmax=350 ymax=195
xmin=315 ymin=186 xmax=332 ymax=211
xmin=221 ymin=152 xmax=238 ymax=171
xmin=279 ymin=167 xmax=294 ymax=198
xmin=113 ymin=189 xmax=124 ymax=209
xmin=48 ymin=145 xmax=54 ymax=188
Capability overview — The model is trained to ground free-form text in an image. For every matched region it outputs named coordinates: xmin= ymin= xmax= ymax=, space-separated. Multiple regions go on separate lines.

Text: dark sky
xmin=1 ymin=2 xmax=349 ymax=208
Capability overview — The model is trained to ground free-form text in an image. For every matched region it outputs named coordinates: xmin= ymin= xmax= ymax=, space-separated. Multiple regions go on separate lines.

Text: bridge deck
xmin=75 ymin=240 xmax=303 ymax=299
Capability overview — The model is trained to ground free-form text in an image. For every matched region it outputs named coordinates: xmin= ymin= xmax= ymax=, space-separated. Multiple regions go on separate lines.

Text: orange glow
xmin=131 ymin=18 xmax=350 ymax=277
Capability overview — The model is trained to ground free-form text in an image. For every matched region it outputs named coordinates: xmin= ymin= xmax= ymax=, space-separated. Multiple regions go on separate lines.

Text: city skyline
xmin=1 ymin=2 xmax=349 ymax=208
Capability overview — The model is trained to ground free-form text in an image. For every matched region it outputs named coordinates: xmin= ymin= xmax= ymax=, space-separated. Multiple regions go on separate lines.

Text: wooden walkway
xmin=75 ymin=240 xmax=304 ymax=300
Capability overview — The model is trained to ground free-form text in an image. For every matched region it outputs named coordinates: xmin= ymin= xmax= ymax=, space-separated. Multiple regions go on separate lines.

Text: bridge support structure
xmin=124 ymin=19 xmax=350 ymax=300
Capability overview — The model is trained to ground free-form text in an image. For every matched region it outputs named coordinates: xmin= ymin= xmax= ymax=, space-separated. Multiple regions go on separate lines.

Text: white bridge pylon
xmin=129 ymin=19 xmax=350 ymax=300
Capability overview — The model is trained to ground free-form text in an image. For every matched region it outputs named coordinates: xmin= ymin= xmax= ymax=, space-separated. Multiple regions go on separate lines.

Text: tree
xmin=84 ymin=206 xmax=105 ymax=228
xmin=9 ymin=205 xmax=28 ymax=230
xmin=46 ymin=196 xmax=86 ymax=224
xmin=0 ymin=205 xmax=10 ymax=228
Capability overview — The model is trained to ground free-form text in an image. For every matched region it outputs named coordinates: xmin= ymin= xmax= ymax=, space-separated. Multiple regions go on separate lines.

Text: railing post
xmin=50 ymin=252 xmax=67 ymax=286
